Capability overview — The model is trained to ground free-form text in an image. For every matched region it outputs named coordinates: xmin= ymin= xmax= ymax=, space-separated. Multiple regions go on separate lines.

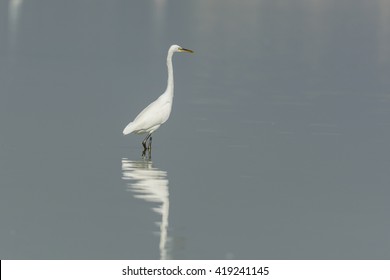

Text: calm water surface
xmin=1 ymin=0 xmax=390 ymax=259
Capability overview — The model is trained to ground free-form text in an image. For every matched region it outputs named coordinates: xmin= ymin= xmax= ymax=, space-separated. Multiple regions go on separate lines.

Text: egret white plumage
xmin=123 ymin=44 xmax=193 ymax=156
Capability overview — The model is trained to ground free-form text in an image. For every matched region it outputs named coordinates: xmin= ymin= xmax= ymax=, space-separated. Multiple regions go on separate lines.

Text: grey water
xmin=1 ymin=0 xmax=390 ymax=259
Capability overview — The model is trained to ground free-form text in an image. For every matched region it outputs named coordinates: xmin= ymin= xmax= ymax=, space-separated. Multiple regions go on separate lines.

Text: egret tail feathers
xmin=123 ymin=122 xmax=135 ymax=135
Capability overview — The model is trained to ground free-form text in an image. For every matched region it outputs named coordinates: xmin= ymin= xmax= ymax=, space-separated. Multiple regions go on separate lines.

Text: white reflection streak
xmin=153 ymin=0 xmax=166 ymax=21
xmin=8 ymin=0 xmax=23 ymax=59
xmin=378 ymin=0 xmax=390 ymax=63
xmin=152 ymin=0 xmax=166 ymax=42
xmin=121 ymin=159 xmax=170 ymax=260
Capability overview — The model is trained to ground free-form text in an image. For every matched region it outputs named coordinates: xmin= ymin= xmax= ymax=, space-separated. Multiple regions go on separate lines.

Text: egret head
xmin=170 ymin=44 xmax=194 ymax=54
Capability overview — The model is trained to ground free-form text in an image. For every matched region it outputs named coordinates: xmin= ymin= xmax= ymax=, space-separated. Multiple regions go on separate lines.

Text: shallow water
xmin=1 ymin=0 xmax=390 ymax=259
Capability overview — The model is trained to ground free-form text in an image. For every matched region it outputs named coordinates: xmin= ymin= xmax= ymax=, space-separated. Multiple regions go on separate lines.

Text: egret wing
xmin=125 ymin=96 xmax=171 ymax=134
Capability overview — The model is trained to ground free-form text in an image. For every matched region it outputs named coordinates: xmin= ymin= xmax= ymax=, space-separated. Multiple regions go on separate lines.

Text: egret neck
xmin=165 ymin=49 xmax=174 ymax=99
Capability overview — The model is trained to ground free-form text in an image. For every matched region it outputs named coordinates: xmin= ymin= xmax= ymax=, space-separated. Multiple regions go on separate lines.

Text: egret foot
xmin=142 ymin=148 xmax=147 ymax=158
xmin=142 ymin=147 xmax=151 ymax=160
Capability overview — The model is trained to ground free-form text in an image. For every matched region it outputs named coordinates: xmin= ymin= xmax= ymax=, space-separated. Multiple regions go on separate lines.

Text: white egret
xmin=123 ymin=44 xmax=193 ymax=156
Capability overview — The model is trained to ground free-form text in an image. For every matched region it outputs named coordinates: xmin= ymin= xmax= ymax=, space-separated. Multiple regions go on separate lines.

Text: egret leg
xmin=148 ymin=136 xmax=152 ymax=150
xmin=142 ymin=134 xmax=151 ymax=149
xmin=142 ymin=134 xmax=152 ymax=157
xmin=147 ymin=147 xmax=152 ymax=160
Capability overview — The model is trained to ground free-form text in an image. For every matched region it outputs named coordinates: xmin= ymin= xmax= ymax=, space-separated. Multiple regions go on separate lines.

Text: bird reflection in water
xmin=121 ymin=158 xmax=171 ymax=259
xmin=8 ymin=0 xmax=24 ymax=63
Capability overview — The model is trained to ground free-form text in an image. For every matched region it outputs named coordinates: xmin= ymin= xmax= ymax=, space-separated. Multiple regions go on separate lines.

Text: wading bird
xmin=123 ymin=44 xmax=193 ymax=157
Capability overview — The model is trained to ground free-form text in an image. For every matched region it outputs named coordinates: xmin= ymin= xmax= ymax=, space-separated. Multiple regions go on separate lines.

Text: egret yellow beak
xmin=179 ymin=48 xmax=194 ymax=53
